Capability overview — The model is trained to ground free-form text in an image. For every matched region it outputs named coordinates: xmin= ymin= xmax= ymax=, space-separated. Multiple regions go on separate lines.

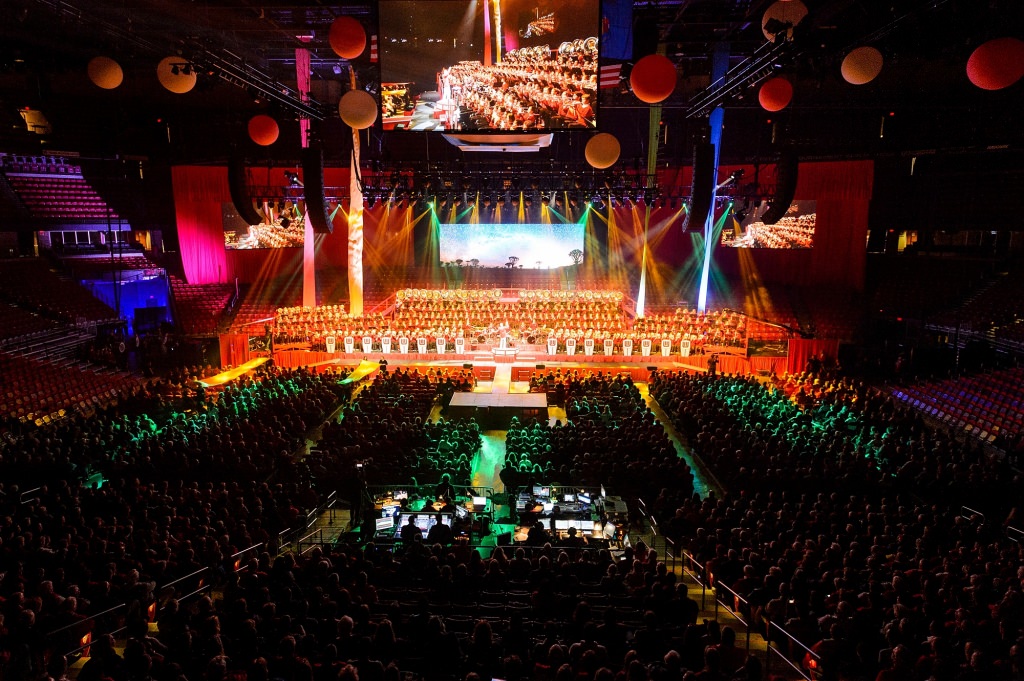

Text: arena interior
xmin=1 ymin=1 xmax=1024 ymax=681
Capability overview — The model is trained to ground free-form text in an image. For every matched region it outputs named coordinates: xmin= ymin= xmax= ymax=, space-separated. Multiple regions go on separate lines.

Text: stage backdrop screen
xmin=439 ymin=222 xmax=584 ymax=268
xmin=721 ymin=200 xmax=816 ymax=249
xmin=378 ymin=0 xmax=599 ymax=132
xmin=223 ymin=202 xmax=304 ymax=250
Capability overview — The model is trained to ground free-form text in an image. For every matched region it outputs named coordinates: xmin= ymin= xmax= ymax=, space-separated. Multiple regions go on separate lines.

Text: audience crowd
xmin=651 ymin=369 xmax=1024 ymax=681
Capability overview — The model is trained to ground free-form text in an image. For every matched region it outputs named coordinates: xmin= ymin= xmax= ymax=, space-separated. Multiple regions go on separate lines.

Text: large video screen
xmin=223 ymin=202 xmax=304 ymax=250
xmin=439 ymin=222 xmax=584 ymax=268
xmin=379 ymin=0 xmax=599 ymax=132
xmin=721 ymin=200 xmax=816 ymax=249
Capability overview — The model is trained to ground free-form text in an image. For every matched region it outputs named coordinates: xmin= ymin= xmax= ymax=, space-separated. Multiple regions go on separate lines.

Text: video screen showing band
xmin=439 ymin=222 xmax=585 ymax=267
xmin=223 ymin=202 xmax=304 ymax=250
xmin=379 ymin=0 xmax=599 ymax=132
xmin=721 ymin=200 xmax=817 ymax=249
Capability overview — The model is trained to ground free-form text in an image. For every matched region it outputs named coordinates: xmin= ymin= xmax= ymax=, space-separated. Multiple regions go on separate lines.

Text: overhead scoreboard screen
xmin=721 ymin=200 xmax=817 ymax=249
xmin=378 ymin=0 xmax=600 ymax=132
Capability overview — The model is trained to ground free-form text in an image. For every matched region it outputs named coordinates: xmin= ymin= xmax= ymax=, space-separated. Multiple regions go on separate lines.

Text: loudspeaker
xmin=536 ymin=364 xmax=545 ymax=369
xmin=496 ymin=531 xmax=513 ymax=546
xmin=682 ymin=142 xmax=716 ymax=231
xmin=301 ymin=144 xmax=335 ymax=234
xmin=761 ymin=149 xmax=799 ymax=225
xmin=228 ymin=153 xmax=264 ymax=226
xmin=463 ymin=363 xmax=473 ymax=369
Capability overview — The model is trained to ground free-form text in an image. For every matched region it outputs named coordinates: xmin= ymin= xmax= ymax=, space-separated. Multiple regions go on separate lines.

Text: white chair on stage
xmin=565 ymin=338 xmax=577 ymax=356
xmin=641 ymin=339 xmax=652 ymax=357
xmin=622 ymin=338 xmax=633 ymax=356
xmin=547 ymin=337 xmax=558 ymax=355
xmin=604 ymin=339 xmax=615 ymax=356
xmin=343 ymin=336 xmax=355 ymax=354
xmin=417 ymin=337 xmax=428 ymax=354
xmin=398 ymin=337 xmax=409 ymax=354
xmin=584 ymin=338 xmax=595 ymax=356
xmin=661 ymin=339 xmax=672 ymax=357
xmin=436 ymin=337 xmax=446 ymax=354
xmin=325 ymin=336 xmax=336 ymax=353
xmin=679 ymin=339 xmax=691 ymax=358
xmin=454 ymin=337 xmax=465 ymax=355
xmin=381 ymin=336 xmax=392 ymax=354
xmin=362 ymin=336 xmax=373 ymax=354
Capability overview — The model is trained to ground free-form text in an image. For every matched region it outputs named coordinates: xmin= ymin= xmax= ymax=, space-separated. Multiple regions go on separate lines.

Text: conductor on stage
xmin=498 ymin=320 xmax=510 ymax=349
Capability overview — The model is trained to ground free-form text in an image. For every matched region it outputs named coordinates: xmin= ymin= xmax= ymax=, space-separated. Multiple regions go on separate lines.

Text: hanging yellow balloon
xmin=156 ymin=56 xmax=197 ymax=94
xmin=88 ymin=56 xmax=123 ymax=90
xmin=585 ymin=133 xmax=621 ymax=169
xmin=338 ymin=90 xmax=378 ymax=129
xmin=841 ymin=47 xmax=884 ymax=85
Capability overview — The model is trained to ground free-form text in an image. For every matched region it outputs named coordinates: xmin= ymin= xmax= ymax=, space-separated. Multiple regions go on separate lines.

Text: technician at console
xmin=427 ymin=512 xmax=454 ymax=545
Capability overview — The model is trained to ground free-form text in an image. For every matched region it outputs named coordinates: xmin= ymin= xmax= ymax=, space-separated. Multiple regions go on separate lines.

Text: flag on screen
xmin=600 ymin=63 xmax=622 ymax=89
xmin=601 ymin=0 xmax=634 ymax=60
xmin=370 ymin=35 xmax=378 ymax=63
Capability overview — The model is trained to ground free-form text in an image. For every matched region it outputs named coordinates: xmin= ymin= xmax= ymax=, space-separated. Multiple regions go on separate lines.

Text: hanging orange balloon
xmin=841 ymin=46 xmax=884 ymax=85
xmin=585 ymin=133 xmax=621 ymax=170
xmin=758 ymin=77 xmax=793 ymax=112
xmin=156 ymin=56 xmax=197 ymax=94
xmin=967 ymin=37 xmax=1024 ymax=91
xmin=248 ymin=115 xmax=280 ymax=146
xmin=630 ymin=55 xmax=677 ymax=104
xmin=330 ymin=16 xmax=367 ymax=60
xmin=339 ymin=90 xmax=378 ymax=129
xmin=87 ymin=57 xmax=123 ymax=90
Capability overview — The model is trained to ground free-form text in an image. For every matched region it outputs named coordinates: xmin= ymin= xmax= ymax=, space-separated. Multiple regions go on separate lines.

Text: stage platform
xmin=449 ymin=392 xmax=547 ymax=408
xmin=447 ymin=389 xmax=548 ymax=428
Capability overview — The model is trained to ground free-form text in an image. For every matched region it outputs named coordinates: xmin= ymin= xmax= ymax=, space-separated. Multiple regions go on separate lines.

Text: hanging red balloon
xmin=629 ymin=55 xmax=677 ymax=104
xmin=248 ymin=115 xmax=280 ymax=146
xmin=329 ymin=16 xmax=367 ymax=60
xmin=758 ymin=77 xmax=793 ymax=112
xmin=967 ymin=37 xmax=1024 ymax=91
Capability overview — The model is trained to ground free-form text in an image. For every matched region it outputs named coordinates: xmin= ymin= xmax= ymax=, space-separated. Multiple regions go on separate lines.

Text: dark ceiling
xmin=0 ymin=0 xmax=1021 ymax=168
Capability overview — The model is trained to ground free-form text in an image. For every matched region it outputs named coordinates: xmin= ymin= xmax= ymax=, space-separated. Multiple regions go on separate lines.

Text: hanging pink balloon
xmin=758 ymin=77 xmax=793 ymax=111
xmin=248 ymin=115 xmax=280 ymax=146
xmin=330 ymin=16 xmax=367 ymax=60
xmin=967 ymin=37 xmax=1024 ymax=91
xmin=629 ymin=54 xmax=678 ymax=104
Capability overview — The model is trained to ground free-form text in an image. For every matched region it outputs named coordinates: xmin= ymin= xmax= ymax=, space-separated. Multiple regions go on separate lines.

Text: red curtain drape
xmin=787 ymin=338 xmax=841 ymax=374
xmin=219 ymin=334 xmax=250 ymax=368
xmin=176 ymin=199 xmax=229 ymax=284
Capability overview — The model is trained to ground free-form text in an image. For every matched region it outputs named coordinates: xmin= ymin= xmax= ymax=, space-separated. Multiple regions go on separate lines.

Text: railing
xmin=48 ymin=602 xmax=126 ymax=659
xmin=1007 ymin=525 xmax=1024 ymax=544
xmin=665 ymin=536 xmax=822 ymax=680
xmin=276 ymin=490 xmax=340 ymax=555
xmin=960 ymin=505 xmax=986 ymax=523
xmin=230 ymin=543 xmax=265 ymax=572
xmin=766 ymin=620 xmax=819 ymax=681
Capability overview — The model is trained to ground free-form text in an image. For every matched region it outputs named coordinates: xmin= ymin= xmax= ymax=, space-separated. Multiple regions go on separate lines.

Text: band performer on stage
xmin=498 ymin=320 xmax=510 ymax=349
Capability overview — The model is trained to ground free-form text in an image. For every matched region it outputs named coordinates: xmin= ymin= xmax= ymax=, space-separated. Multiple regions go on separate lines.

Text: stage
xmin=447 ymin=391 xmax=548 ymax=429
